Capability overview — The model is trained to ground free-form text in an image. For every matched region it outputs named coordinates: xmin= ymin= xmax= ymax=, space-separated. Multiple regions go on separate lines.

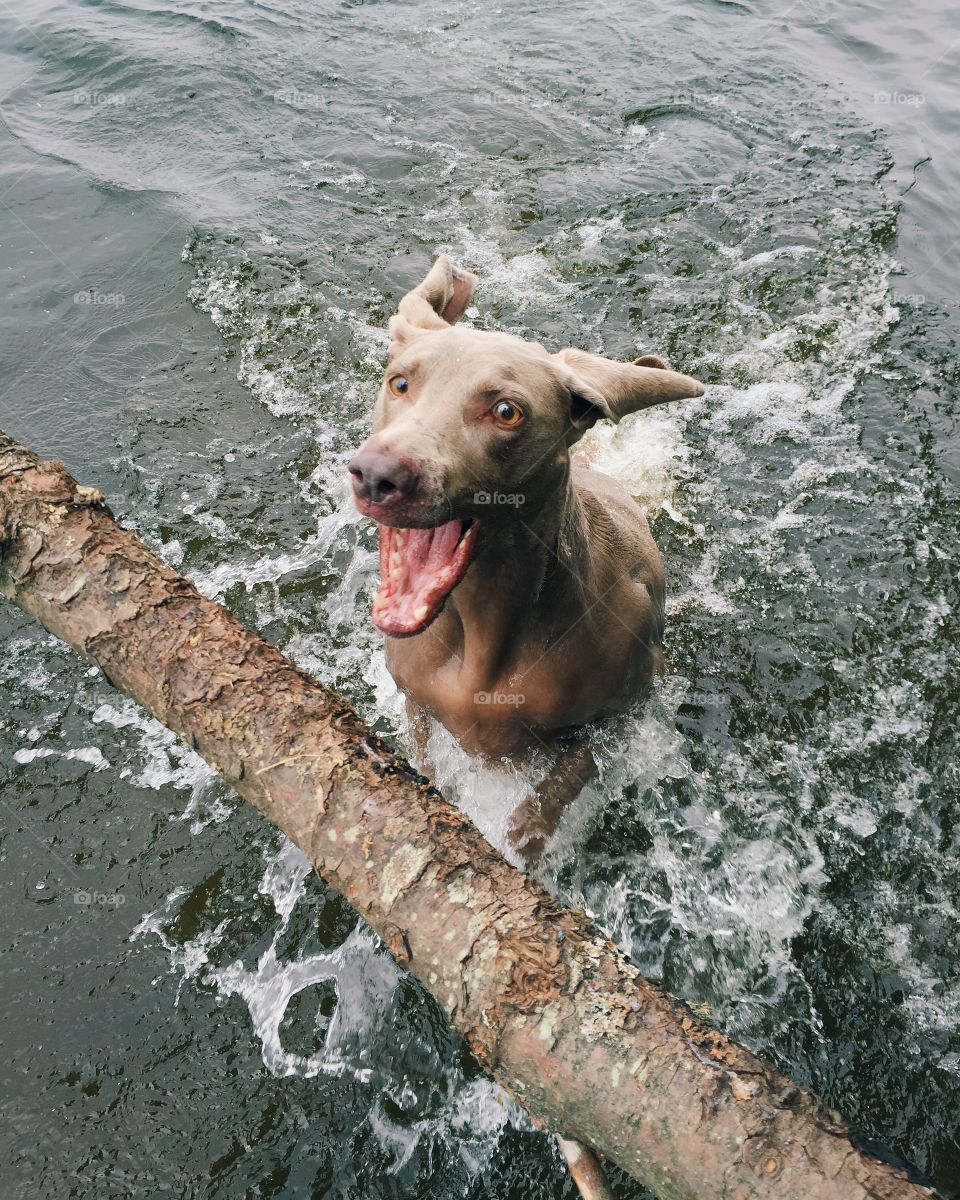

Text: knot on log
xmin=383 ymin=923 xmax=412 ymax=965
xmin=498 ymin=930 xmax=567 ymax=1013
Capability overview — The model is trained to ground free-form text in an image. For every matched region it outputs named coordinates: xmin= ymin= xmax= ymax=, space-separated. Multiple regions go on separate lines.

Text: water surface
xmin=1 ymin=1 xmax=959 ymax=1196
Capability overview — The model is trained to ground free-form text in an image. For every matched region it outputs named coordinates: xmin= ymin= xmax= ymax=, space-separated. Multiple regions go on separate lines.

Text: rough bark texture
xmin=0 ymin=429 xmax=936 ymax=1200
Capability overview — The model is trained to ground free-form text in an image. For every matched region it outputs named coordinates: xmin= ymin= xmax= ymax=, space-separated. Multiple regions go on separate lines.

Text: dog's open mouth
xmin=372 ymin=518 xmax=479 ymax=637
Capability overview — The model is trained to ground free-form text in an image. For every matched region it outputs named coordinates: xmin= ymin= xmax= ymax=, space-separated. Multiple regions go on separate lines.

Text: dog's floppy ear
xmin=552 ymin=346 xmax=704 ymax=429
xmin=387 ymin=256 xmax=478 ymax=353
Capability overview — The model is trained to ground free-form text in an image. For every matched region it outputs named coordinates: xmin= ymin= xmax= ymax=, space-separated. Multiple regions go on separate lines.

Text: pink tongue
xmin=405 ymin=522 xmax=460 ymax=582
xmin=374 ymin=519 xmax=471 ymax=635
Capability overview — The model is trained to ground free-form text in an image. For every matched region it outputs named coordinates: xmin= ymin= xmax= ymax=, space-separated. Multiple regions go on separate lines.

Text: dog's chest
xmin=384 ymin=611 xmax=654 ymax=756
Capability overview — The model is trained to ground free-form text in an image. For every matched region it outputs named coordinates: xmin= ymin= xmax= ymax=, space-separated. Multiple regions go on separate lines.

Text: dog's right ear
xmin=387 ymin=256 xmax=478 ymax=358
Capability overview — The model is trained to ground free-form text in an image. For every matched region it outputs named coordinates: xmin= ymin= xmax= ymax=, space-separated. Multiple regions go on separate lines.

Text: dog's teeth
xmin=413 ymin=604 xmax=429 ymax=622
xmin=372 ymin=590 xmax=387 ymax=610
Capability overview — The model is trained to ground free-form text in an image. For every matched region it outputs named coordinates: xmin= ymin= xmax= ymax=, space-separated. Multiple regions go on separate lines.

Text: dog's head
xmin=349 ymin=256 xmax=704 ymax=637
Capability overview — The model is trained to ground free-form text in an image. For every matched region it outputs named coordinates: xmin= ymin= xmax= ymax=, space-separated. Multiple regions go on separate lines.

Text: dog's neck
xmin=445 ymin=470 xmax=591 ymax=685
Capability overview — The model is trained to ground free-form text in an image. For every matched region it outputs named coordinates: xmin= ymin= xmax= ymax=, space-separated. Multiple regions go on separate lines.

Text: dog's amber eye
xmin=388 ymin=376 xmax=409 ymax=396
xmin=492 ymin=400 xmax=524 ymax=427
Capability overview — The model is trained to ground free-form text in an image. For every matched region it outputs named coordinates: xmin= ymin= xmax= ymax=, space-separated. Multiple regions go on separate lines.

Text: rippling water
xmin=1 ymin=1 xmax=959 ymax=1196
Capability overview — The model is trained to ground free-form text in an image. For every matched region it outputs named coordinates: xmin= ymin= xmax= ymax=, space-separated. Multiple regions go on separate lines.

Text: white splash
xmin=13 ymin=745 xmax=110 ymax=770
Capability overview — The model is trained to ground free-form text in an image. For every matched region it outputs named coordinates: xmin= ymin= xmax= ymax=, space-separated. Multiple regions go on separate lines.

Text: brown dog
xmin=348 ymin=257 xmax=703 ymax=855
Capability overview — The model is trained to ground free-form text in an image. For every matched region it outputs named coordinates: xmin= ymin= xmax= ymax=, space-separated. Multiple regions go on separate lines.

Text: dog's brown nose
xmin=348 ymin=450 xmax=418 ymax=507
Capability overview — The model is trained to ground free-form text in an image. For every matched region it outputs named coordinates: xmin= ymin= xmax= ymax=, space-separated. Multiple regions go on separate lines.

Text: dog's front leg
xmin=557 ymin=1136 xmax=615 ymax=1200
xmin=402 ymin=695 xmax=432 ymax=773
xmin=507 ymin=733 xmax=597 ymax=863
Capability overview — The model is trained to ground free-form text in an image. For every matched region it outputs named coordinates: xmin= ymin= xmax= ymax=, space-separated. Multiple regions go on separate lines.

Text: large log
xmin=0 ymin=428 xmax=934 ymax=1200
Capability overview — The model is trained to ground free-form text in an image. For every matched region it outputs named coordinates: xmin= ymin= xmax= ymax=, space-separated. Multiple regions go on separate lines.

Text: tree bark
xmin=0 ymin=428 xmax=935 ymax=1200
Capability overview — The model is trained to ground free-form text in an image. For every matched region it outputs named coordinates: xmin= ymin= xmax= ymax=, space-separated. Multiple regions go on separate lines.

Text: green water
xmin=1 ymin=1 xmax=958 ymax=1196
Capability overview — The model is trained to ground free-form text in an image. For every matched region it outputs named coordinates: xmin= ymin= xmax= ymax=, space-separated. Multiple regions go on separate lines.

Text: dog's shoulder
xmin=571 ymin=465 xmax=664 ymax=591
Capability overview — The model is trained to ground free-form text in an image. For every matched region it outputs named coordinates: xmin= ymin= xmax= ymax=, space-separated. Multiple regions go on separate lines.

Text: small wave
xmin=138 ymin=837 xmax=526 ymax=1171
xmin=13 ymin=745 xmax=110 ymax=770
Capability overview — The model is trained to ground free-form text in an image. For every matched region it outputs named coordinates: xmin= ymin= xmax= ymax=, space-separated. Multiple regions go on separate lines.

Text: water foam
xmin=138 ymin=836 xmax=525 ymax=1169
xmin=92 ymin=698 xmax=229 ymax=833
